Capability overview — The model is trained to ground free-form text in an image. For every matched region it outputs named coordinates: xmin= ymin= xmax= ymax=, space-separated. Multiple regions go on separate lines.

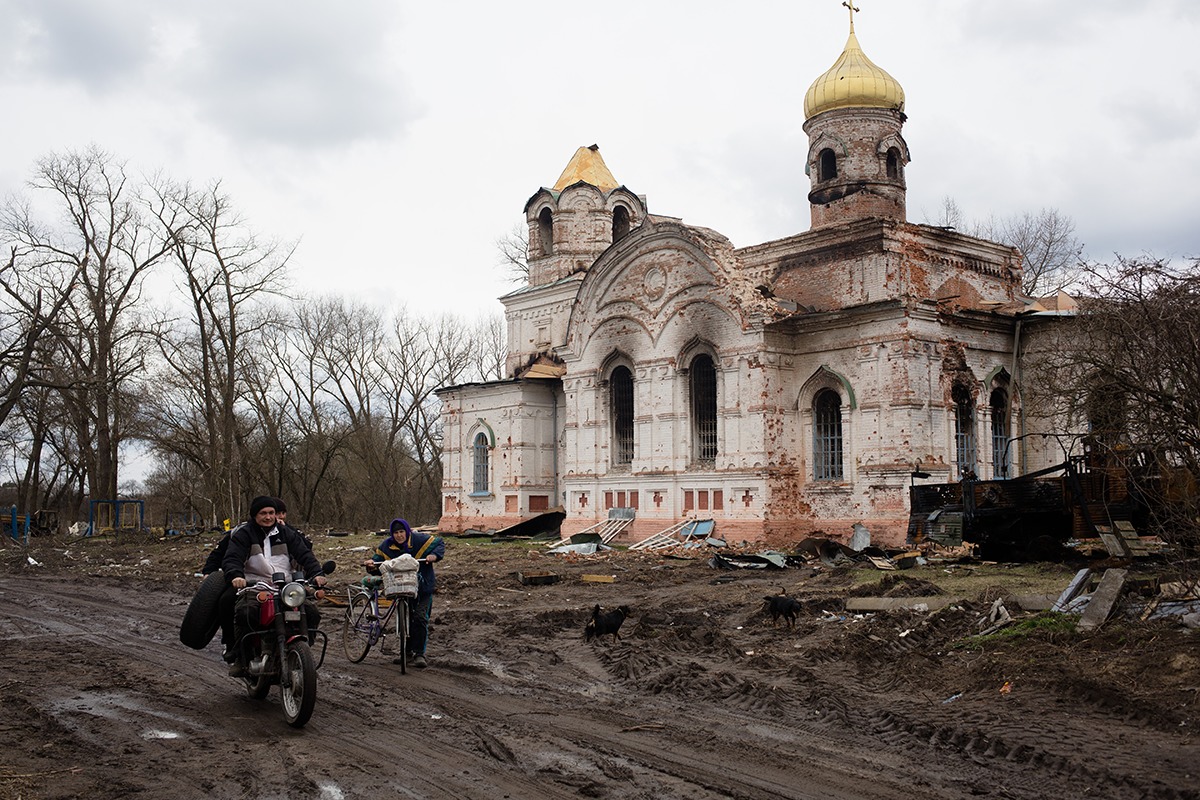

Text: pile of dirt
xmin=847 ymin=572 xmax=946 ymax=597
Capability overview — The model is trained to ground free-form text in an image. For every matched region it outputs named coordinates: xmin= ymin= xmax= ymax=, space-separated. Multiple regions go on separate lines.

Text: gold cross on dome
xmin=842 ymin=1 xmax=860 ymax=31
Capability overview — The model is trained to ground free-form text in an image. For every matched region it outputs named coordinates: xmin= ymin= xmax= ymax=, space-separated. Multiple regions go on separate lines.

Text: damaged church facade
xmin=436 ymin=18 xmax=1068 ymax=547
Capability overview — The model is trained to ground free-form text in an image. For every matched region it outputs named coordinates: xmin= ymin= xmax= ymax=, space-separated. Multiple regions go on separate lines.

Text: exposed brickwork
xmin=437 ymin=76 xmax=1073 ymax=550
xmin=803 ymin=107 xmax=908 ymax=229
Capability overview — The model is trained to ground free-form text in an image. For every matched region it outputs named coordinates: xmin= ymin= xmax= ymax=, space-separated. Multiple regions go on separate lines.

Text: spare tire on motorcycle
xmin=180 ymin=570 xmax=226 ymax=649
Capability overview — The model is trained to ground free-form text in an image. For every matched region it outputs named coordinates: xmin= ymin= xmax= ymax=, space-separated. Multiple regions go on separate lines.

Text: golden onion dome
xmin=804 ymin=27 xmax=905 ymax=119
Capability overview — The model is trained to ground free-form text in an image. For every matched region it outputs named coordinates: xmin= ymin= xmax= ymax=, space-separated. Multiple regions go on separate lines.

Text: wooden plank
xmin=629 ymin=520 xmax=690 ymax=550
xmin=1099 ymin=532 xmax=1129 ymax=557
xmin=581 ymin=574 xmax=615 ymax=583
xmin=1114 ymin=520 xmax=1149 ymax=555
xmin=1051 ymin=568 xmax=1092 ymax=612
xmin=599 ymin=518 xmax=633 ymax=543
xmin=1078 ymin=568 xmax=1128 ymax=631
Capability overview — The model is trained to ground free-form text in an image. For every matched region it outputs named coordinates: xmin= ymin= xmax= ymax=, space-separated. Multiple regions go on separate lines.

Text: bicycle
xmin=341 ymin=570 xmax=413 ymax=673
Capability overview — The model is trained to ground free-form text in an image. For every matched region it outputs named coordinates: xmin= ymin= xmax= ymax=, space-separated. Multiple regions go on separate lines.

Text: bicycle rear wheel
xmin=394 ymin=599 xmax=409 ymax=674
xmin=342 ymin=592 xmax=375 ymax=663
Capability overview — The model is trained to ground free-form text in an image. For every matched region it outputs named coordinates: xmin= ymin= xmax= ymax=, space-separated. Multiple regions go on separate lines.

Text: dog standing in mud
xmin=762 ymin=594 xmax=803 ymax=628
xmin=584 ymin=604 xmax=630 ymax=643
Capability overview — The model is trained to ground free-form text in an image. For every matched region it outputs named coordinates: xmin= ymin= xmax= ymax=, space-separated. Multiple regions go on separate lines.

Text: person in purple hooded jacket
xmin=365 ymin=519 xmax=444 ymax=668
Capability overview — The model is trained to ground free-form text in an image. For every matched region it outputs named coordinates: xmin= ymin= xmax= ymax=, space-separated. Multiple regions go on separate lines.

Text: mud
xmin=1 ymin=533 xmax=1198 ymax=800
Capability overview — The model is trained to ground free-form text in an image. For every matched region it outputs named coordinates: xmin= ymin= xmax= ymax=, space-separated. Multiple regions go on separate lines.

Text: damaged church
xmin=435 ymin=14 xmax=1072 ymax=547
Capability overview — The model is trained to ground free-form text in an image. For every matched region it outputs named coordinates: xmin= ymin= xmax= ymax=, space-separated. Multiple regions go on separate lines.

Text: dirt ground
xmin=1 ymin=530 xmax=1198 ymax=800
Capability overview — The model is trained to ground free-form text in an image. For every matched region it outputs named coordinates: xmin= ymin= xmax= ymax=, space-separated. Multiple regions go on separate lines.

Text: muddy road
xmin=1 ymin=536 xmax=1197 ymax=799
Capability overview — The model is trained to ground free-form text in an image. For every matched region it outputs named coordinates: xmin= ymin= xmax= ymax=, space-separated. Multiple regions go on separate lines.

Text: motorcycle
xmin=230 ymin=562 xmax=334 ymax=728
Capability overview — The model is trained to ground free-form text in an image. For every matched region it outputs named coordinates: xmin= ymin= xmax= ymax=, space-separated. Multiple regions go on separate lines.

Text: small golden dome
xmin=552 ymin=144 xmax=619 ymax=192
xmin=804 ymin=29 xmax=905 ymax=119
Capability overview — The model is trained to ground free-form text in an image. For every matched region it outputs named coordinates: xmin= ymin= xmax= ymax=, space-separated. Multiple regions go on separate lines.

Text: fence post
xmin=8 ymin=506 xmax=15 ymax=542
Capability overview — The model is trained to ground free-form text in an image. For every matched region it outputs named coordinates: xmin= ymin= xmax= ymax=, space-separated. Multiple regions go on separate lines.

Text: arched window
xmin=537 ymin=207 xmax=554 ymax=256
xmin=813 ymin=389 xmax=843 ymax=481
xmin=886 ymin=148 xmax=901 ymax=180
xmin=691 ymin=354 xmax=718 ymax=463
xmin=610 ymin=366 xmax=634 ymax=466
xmin=953 ymin=384 xmax=977 ymax=478
xmin=990 ymin=388 xmax=1010 ymax=478
xmin=816 ymin=148 xmax=835 ymax=182
xmin=612 ymin=205 xmax=630 ymax=242
xmin=472 ymin=432 xmax=489 ymax=494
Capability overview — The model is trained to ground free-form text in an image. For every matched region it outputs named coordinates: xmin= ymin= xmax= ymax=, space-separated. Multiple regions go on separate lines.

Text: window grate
xmin=472 ymin=432 xmax=489 ymax=493
xmin=991 ymin=388 xmax=1010 ymax=479
xmin=954 ymin=386 xmax=976 ymax=477
xmin=813 ymin=389 xmax=843 ymax=480
xmin=611 ymin=367 xmax=634 ymax=466
xmin=691 ymin=355 xmax=717 ymax=463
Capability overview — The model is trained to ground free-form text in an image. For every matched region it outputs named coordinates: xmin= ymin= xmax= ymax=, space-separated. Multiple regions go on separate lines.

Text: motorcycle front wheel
xmin=281 ymin=641 xmax=317 ymax=728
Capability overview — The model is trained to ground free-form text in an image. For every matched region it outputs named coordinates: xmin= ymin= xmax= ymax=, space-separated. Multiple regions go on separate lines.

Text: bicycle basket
xmin=381 ymin=569 xmax=418 ymax=599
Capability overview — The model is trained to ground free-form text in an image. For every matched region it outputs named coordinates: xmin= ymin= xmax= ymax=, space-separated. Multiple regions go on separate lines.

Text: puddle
xmin=47 ymin=690 xmax=203 ymax=745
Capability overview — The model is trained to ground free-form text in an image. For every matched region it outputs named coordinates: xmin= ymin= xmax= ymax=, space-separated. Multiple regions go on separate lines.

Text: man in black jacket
xmin=222 ymin=496 xmax=326 ymax=675
xmin=203 ymin=497 xmax=316 ymax=659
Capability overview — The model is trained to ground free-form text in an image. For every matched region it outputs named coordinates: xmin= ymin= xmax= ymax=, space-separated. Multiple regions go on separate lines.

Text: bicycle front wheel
xmin=342 ymin=592 xmax=375 ymax=663
xmin=394 ymin=599 xmax=409 ymax=674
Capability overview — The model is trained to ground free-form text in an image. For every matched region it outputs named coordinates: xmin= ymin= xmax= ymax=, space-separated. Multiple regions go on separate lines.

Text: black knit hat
xmin=249 ymin=496 xmax=277 ymax=518
xmin=273 ymin=497 xmax=288 ymax=514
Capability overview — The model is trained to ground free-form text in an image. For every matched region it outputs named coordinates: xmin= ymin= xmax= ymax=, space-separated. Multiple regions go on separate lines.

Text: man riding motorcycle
xmin=221 ymin=496 xmax=326 ymax=676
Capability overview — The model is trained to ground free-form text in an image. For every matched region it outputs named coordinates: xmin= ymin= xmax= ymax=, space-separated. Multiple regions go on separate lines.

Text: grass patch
xmin=952 ymin=612 xmax=1078 ymax=651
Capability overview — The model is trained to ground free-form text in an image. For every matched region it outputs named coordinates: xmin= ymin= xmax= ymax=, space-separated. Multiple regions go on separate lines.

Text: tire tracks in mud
xmin=471 ymin=599 xmax=1200 ymax=800
xmin=5 ymin=575 xmax=1199 ymax=800
xmin=684 ymin=602 xmax=1200 ymax=800
xmin=3 ymin=576 xmax=590 ymax=799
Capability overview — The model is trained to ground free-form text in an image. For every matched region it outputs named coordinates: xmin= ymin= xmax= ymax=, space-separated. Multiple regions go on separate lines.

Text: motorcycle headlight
xmin=281 ymin=581 xmax=307 ymax=608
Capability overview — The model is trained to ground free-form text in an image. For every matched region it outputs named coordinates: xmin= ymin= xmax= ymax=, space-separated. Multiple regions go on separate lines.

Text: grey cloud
xmin=177 ymin=2 xmax=419 ymax=148
xmin=0 ymin=0 xmax=420 ymax=149
xmin=0 ymin=0 xmax=156 ymax=86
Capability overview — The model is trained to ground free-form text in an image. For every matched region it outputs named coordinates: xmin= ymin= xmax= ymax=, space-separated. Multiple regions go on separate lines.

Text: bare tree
xmin=978 ymin=208 xmax=1083 ymax=297
xmin=0 ymin=247 xmax=80 ymax=432
xmin=926 ymin=199 xmax=1083 ymax=297
xmin=4 ymin=146 xmax=171 ymax=503
xmin=142 ymin=178 xmax=291 ymax=524
xmin=496 ymin=223 xmax=529 ymax=284
xmin=468 ymin=312 xmax=508 ymax=382
xmin=928 ymin=196 xmax=965 ymax=230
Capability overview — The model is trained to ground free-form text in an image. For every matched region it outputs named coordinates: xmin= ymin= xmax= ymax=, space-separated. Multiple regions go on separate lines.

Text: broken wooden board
xmin=845 ymin=596 xmax=962 ymax=612
xmin=581 ymin=574 xmax=616 ymax=583
xmin=1078 ymin=568 xmax=1128 ymax=631
xmin=1114 ymin=520 xmax=1150 ymax=555
xmin=1098 ymin=531 xmax=1129 ymax=557
xmin=864 ymin=555 xmax=897 ymax=571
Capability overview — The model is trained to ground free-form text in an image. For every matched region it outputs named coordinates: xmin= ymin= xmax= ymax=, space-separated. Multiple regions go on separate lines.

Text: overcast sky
xmin=2 ymin=0 xmax=1197 ymax=320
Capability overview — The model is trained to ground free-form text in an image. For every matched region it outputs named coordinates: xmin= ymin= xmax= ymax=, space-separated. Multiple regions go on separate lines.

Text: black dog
xmin=762 ymin=594 xmax=803 ymax=628
xmin=584 ymin=604 xmax=630 ymax=643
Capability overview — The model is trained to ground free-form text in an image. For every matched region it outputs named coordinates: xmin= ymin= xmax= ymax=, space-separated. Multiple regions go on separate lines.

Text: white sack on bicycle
xmin=380 ymin=554 xmax=420 ymax=598
xmin=380 ymin=554 xmax=420 ymax=573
